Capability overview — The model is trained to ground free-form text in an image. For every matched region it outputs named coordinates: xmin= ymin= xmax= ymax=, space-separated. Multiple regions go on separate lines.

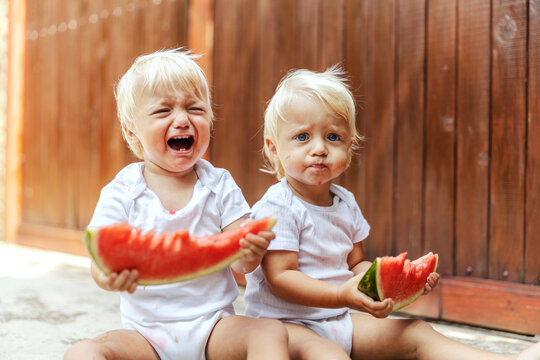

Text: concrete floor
xmin=0 ymin=242 xmax=537 ymax=360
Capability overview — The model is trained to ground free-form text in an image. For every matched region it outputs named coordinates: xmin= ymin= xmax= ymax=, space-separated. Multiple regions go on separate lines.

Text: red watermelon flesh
xmin=85 ymin=217 xmax=277 ymax=285
xmin=358 ymin=252 xmax=438 ymax=311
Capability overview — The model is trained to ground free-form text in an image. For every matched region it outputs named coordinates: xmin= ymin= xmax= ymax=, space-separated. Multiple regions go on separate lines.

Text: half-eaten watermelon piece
xmin=357 ymin=252 xmax=438 ymax=311
xmin=85 ymin=216 xmax=277 ymax=285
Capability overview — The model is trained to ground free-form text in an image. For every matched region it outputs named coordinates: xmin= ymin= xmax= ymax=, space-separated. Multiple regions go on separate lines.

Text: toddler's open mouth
xmin=167 ymin=136 xmax=194 ymax=151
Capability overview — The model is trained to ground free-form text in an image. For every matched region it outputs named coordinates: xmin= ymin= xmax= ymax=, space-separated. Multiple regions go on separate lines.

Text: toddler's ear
xmin=265 ymin=137 xmax=278 ymax=158
xmin=122 ymin=123 xmax=138 ymax=140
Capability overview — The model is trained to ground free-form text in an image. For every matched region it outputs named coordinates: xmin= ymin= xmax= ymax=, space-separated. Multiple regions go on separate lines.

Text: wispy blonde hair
xmin=114 ymin=48 xmax=213 ymax=159
xmin=263 ymin=66 xmax=363 ymax=179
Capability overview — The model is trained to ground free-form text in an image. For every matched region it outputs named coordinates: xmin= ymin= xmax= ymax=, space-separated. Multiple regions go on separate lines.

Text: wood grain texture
xmin=526 ymin=0 xmax=540 ymax=285
xmin=490 ymin=0 xmax=527 ymax=282
xmin=424 ymin=0 xmax=456 ymax=276
xmin=394 ymin=0 xmax=425 ymax=259
xmin=455 ymin=0 xmax=490 ymax=278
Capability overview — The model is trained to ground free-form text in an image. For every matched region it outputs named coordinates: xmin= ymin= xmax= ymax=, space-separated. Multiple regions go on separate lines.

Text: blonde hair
xmin=115 ymin=48 xmax=213 ymax=159
xmin=263 ymin=66 xmax=362 ymax=179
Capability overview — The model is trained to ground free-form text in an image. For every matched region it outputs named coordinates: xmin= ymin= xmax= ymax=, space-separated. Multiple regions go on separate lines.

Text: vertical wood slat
xmin=490 ymin=0 xmax=527 ymax=282
xmin=211 ymin=0 xmax=259 ymax=201
xmin=6 ymin=0 xmax=26 ymax=243
xmin=343 ymin=0 xmax=369 ymax=210
xmin=57 ymin=0 xmax=81 ymax=229
xmin=319 ymin=0 xmax=344 ymax=69
xmin=394 ymin=0 xmax=425 ymax=259
xmin=525 ymin=0 xmax=540 ymax=285
xmin=362 ymin=0 xmax=395 ymax=259
xmin=424 ymin=0 xmax=456 ymax=276
xmin=455 ymin=0 xmax=490 ymax=278
xmin=252 ymin=0 xmax=279 ymax=203
xmin=296 ymin=0 xmax=319 ymax=70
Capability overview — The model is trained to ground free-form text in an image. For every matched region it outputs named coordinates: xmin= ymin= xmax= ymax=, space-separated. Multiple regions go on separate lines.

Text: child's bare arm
xmin=91 ymin=261 xmax=138 ymax=293
xmin=261 ymin=250 xmax=393 ymax=318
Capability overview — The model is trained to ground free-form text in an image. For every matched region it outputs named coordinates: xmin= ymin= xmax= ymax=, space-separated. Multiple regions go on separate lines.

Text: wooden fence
xmin=8 ymin=0 xmax=539 ymax=334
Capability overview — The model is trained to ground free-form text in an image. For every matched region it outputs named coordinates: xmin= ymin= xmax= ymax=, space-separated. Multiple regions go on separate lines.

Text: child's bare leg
xmin=284 ymin=322 xmax=350 ymax=360
xmin=63 ymin=329 xmax=159 ymax=360
xmin=350 ymin=312 xmax=533 ymax=360
xmin=206 ymin=315 xmax=289 ymax=360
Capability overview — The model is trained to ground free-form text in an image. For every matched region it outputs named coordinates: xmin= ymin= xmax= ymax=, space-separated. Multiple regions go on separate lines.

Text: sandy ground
xmin=0 ymin=242 xmax=537 ymax=359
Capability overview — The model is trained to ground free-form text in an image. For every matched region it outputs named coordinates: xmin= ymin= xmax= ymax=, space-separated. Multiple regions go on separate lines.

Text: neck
xmin=285 ymin=176 xmax=333 ymax=206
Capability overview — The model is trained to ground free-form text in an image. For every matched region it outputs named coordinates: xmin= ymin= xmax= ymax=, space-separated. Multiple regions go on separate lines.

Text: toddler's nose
xmin=173 ymin=111 xmax=190 ymax=128
xmin=311 ymin=138 xmax=328 ymax=156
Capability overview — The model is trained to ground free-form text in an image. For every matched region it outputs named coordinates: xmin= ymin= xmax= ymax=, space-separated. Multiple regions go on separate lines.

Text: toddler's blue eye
xmin=296 ymin=133 xmax=308 ymax=141
xmin=328 ymin=133 xmax=340 ymax=141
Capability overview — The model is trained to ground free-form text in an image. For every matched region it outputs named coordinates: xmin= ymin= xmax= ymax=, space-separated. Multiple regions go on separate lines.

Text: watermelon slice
xmin=357 ymin=252 xmax=438 ymax=311
xmin=85 ymin=216 xmax=277 ymax=285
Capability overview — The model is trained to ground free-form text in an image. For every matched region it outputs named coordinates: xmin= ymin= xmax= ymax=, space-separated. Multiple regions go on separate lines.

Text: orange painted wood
xmin=394 ymin=0 xmax=425 ymax=259
xmin=343 ymin=0 xmax=368 ymax=208
xmin=440 ymin=277 xmax=540 ymax=335
xmin=399 ymin=277 xmax=540 ymax=335
xmin=188 ymin=0 xmax=212 ymax=83
xmin=6 ymin=0 xmax=26 ymax=243
xmin=455 ymin=0 xmax=490 ymax=278
xmin=358 ymin=0 xmax=396 ymax=260
xmin=423 ymin=0 xmax=456 ymax=276
xmin=490 ymin=0 xmax=527 ymax=282
xmin=17 ymin=223 xmax=87 ymax=257
xmin=526 ymin=0 xmax=540 ymax=285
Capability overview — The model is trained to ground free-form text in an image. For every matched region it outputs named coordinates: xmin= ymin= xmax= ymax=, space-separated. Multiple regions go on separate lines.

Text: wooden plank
xmin=296 ymin=0 xmax=319 ymax=70
xmin=17 ymin=223 xmax=87 ymax=257
xmin=251 ymin=0 xmax=280 ymax=204
xmin=440 ymin=277 xmax=540 ymax=335
xmin=188 ymin=0 xmax=213 ymax=83
xmin=57 ymin=0 xmax=81 ymax=229
xmin=455 ymin=0 xmax=490 ymax=278
xmin=362 ymin=0 xmax=395 ymax=259
xmin=526 ymin=0 xmax=540 ymax=285
xmin=211 ymin=0 xmax=258 ymax=195
xmin=6 ymin=0 xmax=26 ymax=243
xmin=394 ymin=0 xmax=425 ymax=259
xmin=490 ymin=0 xmax=527 ymax=282
xmin=423 ymin=0 xmax=456 ymax=275
xmin=319 ymin=0 xmax=344 ymax=70
xmin=275 ymin=0 xmax=296 ymax=77
xmin=21 ymin=0 xmax=39 ymax=226
xmin=398 ymin=276 xmax=540 ymax=335
xmin=78 ymin=0 xmax=105 ymax=229
xmin=343 ymin=0 xmax=368 ymax=210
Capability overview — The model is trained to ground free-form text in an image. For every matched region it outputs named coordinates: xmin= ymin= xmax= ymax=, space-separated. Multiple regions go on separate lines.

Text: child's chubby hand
xmin=423 ymin=272 xmax=440 ymax=295
xmin=337 ymin=273 xmax=394 ymax=319
xmin=239 ymin=230 xmax=275 ymax=263
xmin=94 ymin=265 xmax=139 ymax=294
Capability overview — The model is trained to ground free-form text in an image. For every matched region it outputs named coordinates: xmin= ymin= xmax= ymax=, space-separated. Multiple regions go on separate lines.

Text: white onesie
xmin=89 ymin=159 xmax=250 ymax=360
xmin=244 ymin=178 xmax=370 ymax=354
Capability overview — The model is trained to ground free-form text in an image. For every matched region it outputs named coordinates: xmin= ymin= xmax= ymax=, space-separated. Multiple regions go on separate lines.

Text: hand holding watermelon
xmin=338 ymin=274 xmax=395 ymax=318
xmin=232 ymin=218 xmax=277 ymax=274
xmin=85 ymin=216 xmax=277 ymax=286
xmin=357 ymin=252 xmax=439 ymax=311
xmin=91 ymin=264 xmax=140 ymax=294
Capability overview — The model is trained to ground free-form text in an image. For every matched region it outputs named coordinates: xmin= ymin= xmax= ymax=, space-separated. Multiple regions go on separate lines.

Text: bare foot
xmin=517 ymin=341 xmax=540 ymax=360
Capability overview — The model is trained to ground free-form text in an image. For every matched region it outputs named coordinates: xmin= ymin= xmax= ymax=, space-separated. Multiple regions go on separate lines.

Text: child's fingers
xmin=111 ymin=269 xmax=139 ymax=291
xmin=241 ymin=234 xmax=271 ymax=253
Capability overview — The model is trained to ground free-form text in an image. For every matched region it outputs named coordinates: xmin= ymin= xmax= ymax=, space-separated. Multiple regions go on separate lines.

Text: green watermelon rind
xmin=357 ymin=258 xmax=381 ymax=300
xmin=85 ymin=217 xmax=277 ymax=286
xmin=357 ymin=253 xmax=439 ymax=312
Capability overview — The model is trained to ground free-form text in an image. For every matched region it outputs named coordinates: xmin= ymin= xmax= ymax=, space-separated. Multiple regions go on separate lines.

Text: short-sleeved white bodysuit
xmin=244 ymin=178 xmax=370 ymax=355
xmin=89 ymin=159 xmax=250 ymax=360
